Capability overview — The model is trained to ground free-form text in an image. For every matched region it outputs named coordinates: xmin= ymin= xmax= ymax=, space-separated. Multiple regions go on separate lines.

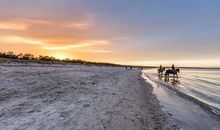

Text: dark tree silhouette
xmin=0 ymin=51 xmax=123 ymax=67
xmin=23 ymin=53 xmax=34 ymax=60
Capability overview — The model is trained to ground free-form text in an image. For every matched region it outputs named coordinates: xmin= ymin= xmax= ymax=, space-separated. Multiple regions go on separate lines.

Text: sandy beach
xmin=0 ymin=62 xmax=175 ymax=130
xmin=1 ymin=0 xmax=220 ymax=129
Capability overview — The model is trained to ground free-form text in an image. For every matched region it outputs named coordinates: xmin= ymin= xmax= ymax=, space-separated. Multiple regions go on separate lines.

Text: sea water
xmin=143 ymin=68 xmax=220 ymax=114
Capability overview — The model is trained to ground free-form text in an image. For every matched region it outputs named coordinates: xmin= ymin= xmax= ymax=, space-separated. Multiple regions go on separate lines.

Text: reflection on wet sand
xmin=158 ymin=73 xmax=180 ymax=85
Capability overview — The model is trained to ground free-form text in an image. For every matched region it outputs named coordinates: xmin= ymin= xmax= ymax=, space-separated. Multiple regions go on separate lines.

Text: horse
xmin=158 ymin=67 xmax=165 ymax=75
xmin=165 ymin=68 xmax=180 ymax=82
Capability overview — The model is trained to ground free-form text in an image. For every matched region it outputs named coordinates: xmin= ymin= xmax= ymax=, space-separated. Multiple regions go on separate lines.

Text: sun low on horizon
xmin=1 ymin=0 xmax=220 ymax=67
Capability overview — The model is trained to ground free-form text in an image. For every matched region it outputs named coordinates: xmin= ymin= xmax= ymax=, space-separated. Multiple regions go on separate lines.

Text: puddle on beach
xmin=141 ymin=72 xmax=220 ymax=130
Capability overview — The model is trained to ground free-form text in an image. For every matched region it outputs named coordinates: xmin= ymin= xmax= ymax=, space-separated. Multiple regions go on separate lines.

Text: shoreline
xmin=138 ymin=74 xmax=178 ymax=129
xmin=142 ymin=72 xmax=220 ymax=130
xmin=0 ymin=63 xmax=175 ymax=130
xmin=145 ymin=73 xmax=220 ymax=117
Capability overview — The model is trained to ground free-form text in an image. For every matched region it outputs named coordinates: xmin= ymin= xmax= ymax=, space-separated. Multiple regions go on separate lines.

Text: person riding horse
xmin=158 ymin=64 xmax=165 ymax=78
xmin=160 ymin=64 xmax=163 ymax=70
xmin=172 ymin=64 xmax=176 ymax=73
xmin=165 ymin=64 xmax=180 ymax=82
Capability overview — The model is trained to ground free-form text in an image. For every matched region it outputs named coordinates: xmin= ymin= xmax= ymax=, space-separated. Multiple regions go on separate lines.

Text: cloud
xmin=77 ymin=49 xmax=114 ymax=53
xmin=0 ymin=13 xmax=122 ymax=55
xmin=21 ymin=19 xmax=51 ymax=25
xmin=0 ymin=34 xmax=114 ymax=55
xmin=0 ymin=21 xmax=28 ymax=30
xmin=0 ymin=15 xmax=93 ymax=32
xmin=0 ymin=19 xmax=51 ymax=31
xmin=41 ymin=40 xmax=109 ymax=50
xmin=61 ymin=14 xmax=95 ymax=30
xmin=0 ymin=35 xmax=43 ymax=45
xmin=62 ymin=22 xmax=91 ymax=30
xmin=41 ymin=44 xmax=91 ymax=50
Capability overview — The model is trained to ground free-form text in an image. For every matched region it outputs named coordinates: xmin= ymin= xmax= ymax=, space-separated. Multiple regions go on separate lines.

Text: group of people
xmin=125 ymin=66 xmax=143 ymax=70
xmin=159 ymin=64 xmax=176 ymax=73
xmin=158 ymin=64 xmax=180 ymax=83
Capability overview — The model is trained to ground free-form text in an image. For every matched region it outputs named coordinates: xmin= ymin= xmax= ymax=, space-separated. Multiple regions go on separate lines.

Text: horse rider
xmin=172 ymin=64 xmax=176 ymax=73
xmin=159 ymin=64 xmax=163 ymax=70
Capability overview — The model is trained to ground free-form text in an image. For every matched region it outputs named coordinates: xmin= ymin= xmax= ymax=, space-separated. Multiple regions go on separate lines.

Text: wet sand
xmin=0 ymin=62 xmax=175 ymax=130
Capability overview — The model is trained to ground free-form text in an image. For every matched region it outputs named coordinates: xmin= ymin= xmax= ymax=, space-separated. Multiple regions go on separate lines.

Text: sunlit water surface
xmin=143 ymin=68 xmax=220 ymax=113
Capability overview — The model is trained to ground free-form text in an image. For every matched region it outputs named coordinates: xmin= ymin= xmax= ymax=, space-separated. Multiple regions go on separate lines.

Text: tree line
xmin=0 ymin=51 xmax=122 ymax=67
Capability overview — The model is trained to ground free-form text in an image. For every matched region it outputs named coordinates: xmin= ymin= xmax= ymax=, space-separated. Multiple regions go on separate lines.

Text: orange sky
xmin=0 ymin=17 xmax=117 ymax=60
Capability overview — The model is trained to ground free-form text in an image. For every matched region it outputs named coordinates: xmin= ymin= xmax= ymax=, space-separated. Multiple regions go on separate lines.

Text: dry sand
xmin=0 ymin=62 xmax=176 ymax=130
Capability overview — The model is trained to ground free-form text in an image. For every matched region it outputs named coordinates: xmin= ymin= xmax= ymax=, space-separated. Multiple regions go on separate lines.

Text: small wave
xmin=196 ymin=78 xmax=220 ymax=86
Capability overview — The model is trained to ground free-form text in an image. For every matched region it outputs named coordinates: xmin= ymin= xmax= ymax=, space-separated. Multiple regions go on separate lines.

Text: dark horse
xmin=165 ymin=68 xmax=180 ymax=82
xmin=158 ymin=67 xmax=165 ymax=79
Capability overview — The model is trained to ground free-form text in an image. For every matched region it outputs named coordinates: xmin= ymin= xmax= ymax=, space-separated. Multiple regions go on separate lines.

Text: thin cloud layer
xmin=0 ymin=21 xmax=29 ymax=30
xmin=0 ymin=36 xmax=43 ymax=45
xmin=0 ymin=13 xmax=116 ymax=55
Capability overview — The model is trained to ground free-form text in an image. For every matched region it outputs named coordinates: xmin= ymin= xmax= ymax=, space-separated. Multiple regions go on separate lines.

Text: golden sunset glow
xmin=0 ymin=17 xmax=116 ymax=63
xmin=52 ymin=53 xmax=71 ymax=60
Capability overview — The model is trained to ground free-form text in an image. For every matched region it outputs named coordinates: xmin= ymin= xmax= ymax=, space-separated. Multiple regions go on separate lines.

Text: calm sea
xmin=143 ymin=68 xmax=220 ymax=113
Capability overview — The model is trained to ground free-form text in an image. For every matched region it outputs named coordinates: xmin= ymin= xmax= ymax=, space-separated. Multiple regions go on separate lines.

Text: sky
xmin=0 ymin=0 xmax=220 ymax=67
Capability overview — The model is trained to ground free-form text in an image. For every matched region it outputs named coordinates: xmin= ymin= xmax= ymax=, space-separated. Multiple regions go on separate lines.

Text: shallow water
xmin=141 ymin=72 xmax=220 ymax=130
xmin=144 ymin=68 xmax=220 ymax=113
